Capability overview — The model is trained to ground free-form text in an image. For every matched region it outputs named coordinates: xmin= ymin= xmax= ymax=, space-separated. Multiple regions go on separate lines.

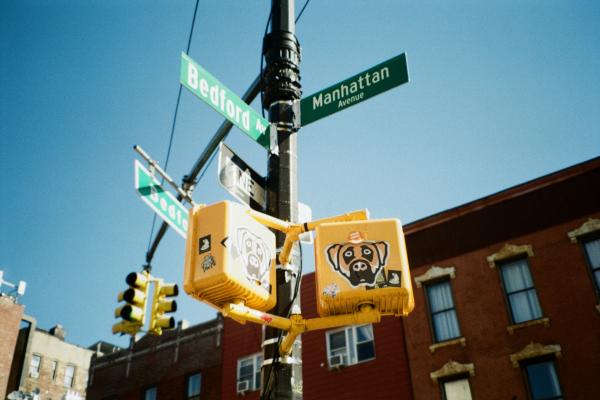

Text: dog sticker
xmin=326 ymin=238 xmax=389 ymax=287
xmin=237 ymin=227 xmax=271 ymax=290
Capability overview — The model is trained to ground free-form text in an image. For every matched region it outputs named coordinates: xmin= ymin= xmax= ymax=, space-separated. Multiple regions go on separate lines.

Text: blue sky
xmin=1 ymin=1 xmax=599 ymax=349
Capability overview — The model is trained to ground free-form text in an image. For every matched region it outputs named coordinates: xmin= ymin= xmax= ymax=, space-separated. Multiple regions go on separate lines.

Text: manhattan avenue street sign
xmin=180 ymin=52 xmax=270 ymax=150
xmin=218 ymin=143 xmax=266 ymax=211
xmin=300 ymin=53 xmax=409 ymax=126
xmin=134 ymin=160 xmax=188 ymax=239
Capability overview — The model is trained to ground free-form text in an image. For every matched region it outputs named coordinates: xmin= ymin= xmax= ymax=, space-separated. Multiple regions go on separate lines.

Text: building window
xmin=237 ymin=353 xmax=262 ymax=392
xmin=50 ymin=360 xmax=58 ymax=381
xmin=144 ymin=386 xmax=157 ymax=400
xmin=498 ymin=257 xmax=543 ymax=324
xmin=523 ymin=359 xmax=564 ymax=400
xmin=441 ymin=376 xmax=473 ymax=400
xmin=187 ymin=372 xmax=202 ymax=399
xmin=29 ymin=354 xmax=41 ymax=378
xmin=582 ymin=236 xmax=600 ymax=295
xmin=425 ymin=280 xmax=461 ymax=342
xmin=63 ymin=365 xmax=75 ymax=388
xmin=326 ymin=324 xmax=375 ymax=367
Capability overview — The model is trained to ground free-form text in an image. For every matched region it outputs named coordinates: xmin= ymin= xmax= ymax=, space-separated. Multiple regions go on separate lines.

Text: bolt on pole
xmin=261 ymin=0 xmax=303 ymax=399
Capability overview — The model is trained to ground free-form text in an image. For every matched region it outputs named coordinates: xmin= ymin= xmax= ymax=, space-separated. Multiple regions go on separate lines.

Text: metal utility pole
xmin=261 ymin=0 xmax=302 ymax=399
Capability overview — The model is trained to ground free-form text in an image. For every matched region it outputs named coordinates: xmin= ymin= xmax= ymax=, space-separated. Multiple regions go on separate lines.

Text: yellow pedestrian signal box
xmin=184 ymin=201 xmax=277 ymax=311
xmin=314 ymin=219 xmax=414 ymax=317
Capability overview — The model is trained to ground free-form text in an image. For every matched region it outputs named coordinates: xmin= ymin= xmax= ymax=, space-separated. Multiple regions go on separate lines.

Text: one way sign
xmin=218 ymin=143 xmax=266 ymax=212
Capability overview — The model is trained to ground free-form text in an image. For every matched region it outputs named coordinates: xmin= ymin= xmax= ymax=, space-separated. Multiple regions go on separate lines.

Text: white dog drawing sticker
xmin=237 ymin=227 xmax=271 ymax=290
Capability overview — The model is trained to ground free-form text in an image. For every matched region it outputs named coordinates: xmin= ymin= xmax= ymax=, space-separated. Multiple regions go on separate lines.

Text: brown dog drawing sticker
xmin=237 ymin=227 xmax=271 ymax=290
xmin=326 ymin=233 xmax=389 ymax=287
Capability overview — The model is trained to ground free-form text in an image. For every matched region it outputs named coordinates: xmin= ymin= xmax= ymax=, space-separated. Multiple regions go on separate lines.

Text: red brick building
xmin=221 ymin=273 xmax=414 ymax=400
xmin=403 ymin=157 xmax=600 ymax=399
xmin=0 ymin=295 xmax=24 ymax=399
xmin=87 ymin=319 xmax=223 ymax=400
xmin=88 ymin=157 xmax=600 ymax=399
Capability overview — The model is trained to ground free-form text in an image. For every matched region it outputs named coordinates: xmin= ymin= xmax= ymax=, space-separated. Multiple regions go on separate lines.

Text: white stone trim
xmin=506 ymin=317 xmax=550 ymax=334
xmin=414 ymin=266 xmax=456 ymax=288
xmin=487 ymin=243 xmax=534 ymax=268
xmin=509 ymin=342 xmax=562 ymax=368
xmin=429 ymin=337 xmax=466 ymax=353
xmin=568 ymin=218 xmax=600 ymax=243
xmin=430 ymin=360 xmax=475 ymax=383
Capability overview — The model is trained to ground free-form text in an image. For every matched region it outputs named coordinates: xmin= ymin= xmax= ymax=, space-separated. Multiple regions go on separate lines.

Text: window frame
xmin=439 ymin=374 xmax=473 ymax=400
xmin=50 ymin=360 xmax=58 ymax=381
xmin=497 ymin=255 xmax=544 ymax=324
xmin=325 ymin=324 xmax=376 ymax=367
xmin=236 ymin=353 xmax=262 ymax=392
xmin=29 ymin=354 xmax=41 ymax=378
xmin=143 ymin=386 xmax=157 ymax=400
xmin=423 ymin=277 xmax=462 ymax=343
xmin=63 ymin=364 xmax=75 ymax=388
xmin=580 ymin=232 xmax=600 ymax=299
xmin=186 ymin=372 xmax=202 ymax=399
xmin=520 ymin=356 xmax=564 ymax=400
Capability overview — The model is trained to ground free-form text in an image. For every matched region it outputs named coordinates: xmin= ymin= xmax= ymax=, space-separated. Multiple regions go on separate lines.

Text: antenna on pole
xmin=0 ymin=269 xmax=27 ymax=300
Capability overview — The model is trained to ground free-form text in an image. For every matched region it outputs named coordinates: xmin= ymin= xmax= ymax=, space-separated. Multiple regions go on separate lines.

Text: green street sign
xmin=180 ymin=52 xmax=270 ymax=150
xmin=134 ymin=160 xmax=188 ymax=239
xmin=301 ymin=53 xmax=409 ymax=126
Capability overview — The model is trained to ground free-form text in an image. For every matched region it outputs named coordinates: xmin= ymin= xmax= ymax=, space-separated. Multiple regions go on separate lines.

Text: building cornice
xmin=405 ymin=157 xmax=600 ymax=235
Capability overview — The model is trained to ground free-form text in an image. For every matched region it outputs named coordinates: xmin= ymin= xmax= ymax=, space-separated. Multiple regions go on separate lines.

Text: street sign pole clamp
xmin=269 ymin=124 xmax=279 ymax=156
xmin=181 ymin=175 xmax=197 ymax=201
xmin=262 ymin=355 xmax=301 ymax=366
xmin=269 ymin=100 xmax=301 ymax=132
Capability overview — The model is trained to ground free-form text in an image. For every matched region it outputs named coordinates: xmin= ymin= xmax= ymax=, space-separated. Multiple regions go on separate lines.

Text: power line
xmin=144 ymin=0 xmax=312 ymax=267
xmin=146 ymin=0 xmax=200 ymax=257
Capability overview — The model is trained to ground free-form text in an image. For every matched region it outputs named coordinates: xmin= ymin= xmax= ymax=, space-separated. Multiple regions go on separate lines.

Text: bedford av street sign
xmin=218 ymin=143 xmax=266 ymax=212
xmin=180 ymin=52 xmax=270 ymax=150
xmin=300 ymin=53 xmax=409 ymax=126
xmin=134 ymin=160 xmax=188 ymax=239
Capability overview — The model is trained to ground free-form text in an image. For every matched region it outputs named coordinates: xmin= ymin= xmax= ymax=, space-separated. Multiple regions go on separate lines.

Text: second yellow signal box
xmin=184 ymin=201 xmax=277 ymax=311
xmin=314 ymin=219 xmax=414 ymax=317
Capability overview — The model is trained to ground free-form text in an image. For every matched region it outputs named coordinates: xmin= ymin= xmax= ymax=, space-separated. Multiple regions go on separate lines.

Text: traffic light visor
xmin=154 ymin=315 xmax=176 ymax=330
xmin=118 ymin=288 xmax=146 ymax=306
xmin=115 ymin=304 xmax=144 ymax=323
xmin=157 ymin=299 xmax=177 ymax=313
xmin=126 ymin=272 xmax=149 ymax=289
xmin=159 ymin=283 xmax=179 ymax=297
